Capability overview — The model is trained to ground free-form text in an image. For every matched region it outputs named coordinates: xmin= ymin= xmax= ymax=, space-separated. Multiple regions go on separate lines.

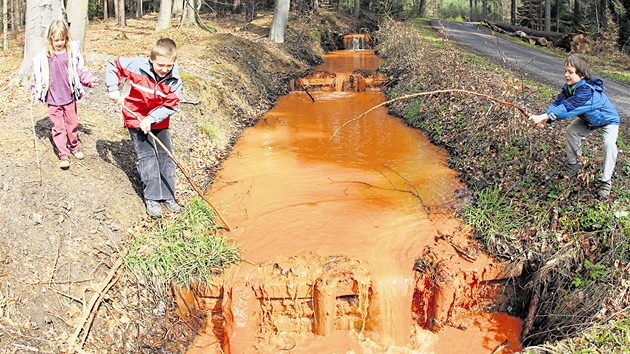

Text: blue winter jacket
xmin=546 ymin=78 xmax=620 ymax=127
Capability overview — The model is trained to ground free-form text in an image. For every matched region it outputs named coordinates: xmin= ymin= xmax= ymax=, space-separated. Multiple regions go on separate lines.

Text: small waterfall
xmin=343 ymin=34 xmax=370 ymax=50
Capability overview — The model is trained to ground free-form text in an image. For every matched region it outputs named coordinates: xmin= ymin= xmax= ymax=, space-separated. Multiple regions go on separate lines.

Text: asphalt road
xmin=431 ymin=20 xmax=630 ymax=120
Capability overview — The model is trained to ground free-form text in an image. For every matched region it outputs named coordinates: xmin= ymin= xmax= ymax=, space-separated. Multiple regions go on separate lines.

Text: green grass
xmin=124 ymin=197 xmax=241 ymax=292
xmin=461 ymin=186 xmax=525 ymax=249
xmin=524 ymin=318 xmax=630 ymax=353
xmin=200 ymin=121 xmax=220 ymax=140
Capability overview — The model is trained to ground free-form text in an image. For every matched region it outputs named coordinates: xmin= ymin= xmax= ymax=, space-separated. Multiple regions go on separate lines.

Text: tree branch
xmin=330 ymin=89 xmax=530 ymax=139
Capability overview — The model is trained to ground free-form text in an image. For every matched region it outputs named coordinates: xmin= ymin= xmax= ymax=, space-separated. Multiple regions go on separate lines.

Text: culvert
xmin=182 ymin=38 xmax=523 ymax=353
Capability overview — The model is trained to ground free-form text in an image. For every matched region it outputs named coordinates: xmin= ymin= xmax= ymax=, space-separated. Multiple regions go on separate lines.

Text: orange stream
xmin=205 ymin=50 xmax=522 ymax=352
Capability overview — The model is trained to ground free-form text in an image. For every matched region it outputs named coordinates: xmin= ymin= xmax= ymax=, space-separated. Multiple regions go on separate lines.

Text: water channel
xmin=184 ymin=37 xmax=523 ymax=353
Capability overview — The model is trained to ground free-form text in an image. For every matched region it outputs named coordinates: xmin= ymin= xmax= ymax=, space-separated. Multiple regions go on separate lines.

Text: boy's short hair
xmin=565 ymin=54 xmax=594 ymax=80
xmin=150 ymin=38 xmax=177 ymax=60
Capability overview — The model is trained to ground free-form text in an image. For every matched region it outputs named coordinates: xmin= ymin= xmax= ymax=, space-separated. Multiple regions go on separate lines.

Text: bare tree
xmin=544 ymin=0 xmax=550 ymax=31
xmin=353 ymin=0 xmax=359 ymax=17
xmin=3 ymin=0 xmax=8 ymax=50
xmin=15 ymin=0 xmax=64 ymax=84
xmin=172 ymin=0 xmax=183 ymax=15
xmin=599 ymin=0 xmax=607 ymax=29
xmin=155 ymin=0 xmax=172 ymax=31
xmin=511 ymin=0 xmax=516 ymax=24
xmin=269 ymin=0 xmax=289 ymax=43
xmin=245 ymin=0 xmax=256 ymax=21
xmin=181 ymin=0 xmax=199 ymax=26
xmin=118 ymin=0 xmax=126 ymax=26
xmin=67 ymin=0 xmax=88 ymax=50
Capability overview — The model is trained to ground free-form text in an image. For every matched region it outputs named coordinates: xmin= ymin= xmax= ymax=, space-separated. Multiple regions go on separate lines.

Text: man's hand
xmin=140 ymin=118 xmax=152 ymax=134
xmin=108 ymin=90 xmax=121 ymax=104
xmin=529 ymin=114 xmax=549 ymax=128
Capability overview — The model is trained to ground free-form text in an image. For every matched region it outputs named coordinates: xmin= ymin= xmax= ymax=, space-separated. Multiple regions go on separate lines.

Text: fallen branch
xmin=330 ymin=89 xmax=530 ymax=139
xmin=67 ymin=257 xmax=123 ymax=354
xmin=301 ymin=85 xmax=315 ymax=102
xmin=522 ymin=283 xmax=541 ymax=339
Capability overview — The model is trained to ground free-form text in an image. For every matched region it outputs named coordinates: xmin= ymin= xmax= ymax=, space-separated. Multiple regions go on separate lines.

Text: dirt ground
xmin=0 ymin=11 xmax=361 ymax=353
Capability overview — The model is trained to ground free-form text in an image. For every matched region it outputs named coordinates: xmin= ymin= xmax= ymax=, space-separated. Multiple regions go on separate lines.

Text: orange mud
xmin=184 ymin=48 xmax=523 ymax=353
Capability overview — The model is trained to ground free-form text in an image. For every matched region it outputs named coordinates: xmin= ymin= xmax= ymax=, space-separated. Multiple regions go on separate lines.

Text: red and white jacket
xmin=105 ymin=56 xmax=181 ymax=130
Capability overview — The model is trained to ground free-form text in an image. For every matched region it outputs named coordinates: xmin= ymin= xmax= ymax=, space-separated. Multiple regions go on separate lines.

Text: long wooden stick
xmin=330 ymin=89 xmax=530 ymax=139
xmin=121 ymin=105 xmax=232 ymax=231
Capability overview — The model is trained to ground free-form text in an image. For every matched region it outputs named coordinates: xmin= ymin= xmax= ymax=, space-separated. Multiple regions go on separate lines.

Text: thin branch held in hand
xmin=330 ymin=89 xmax=530 ymax=139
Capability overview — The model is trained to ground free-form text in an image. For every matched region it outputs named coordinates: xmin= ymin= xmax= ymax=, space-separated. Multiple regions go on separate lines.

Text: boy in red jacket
xmin=106 ymin=38 xmax=183 ymax=217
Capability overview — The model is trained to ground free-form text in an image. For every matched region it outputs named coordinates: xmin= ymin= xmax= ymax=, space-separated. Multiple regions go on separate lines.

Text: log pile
xmin=484 ymin=20 xmax=592 ymax=53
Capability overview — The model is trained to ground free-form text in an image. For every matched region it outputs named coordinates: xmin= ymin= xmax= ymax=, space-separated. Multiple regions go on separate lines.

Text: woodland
xmin=0 ymin=0 xmax=629 ymax=352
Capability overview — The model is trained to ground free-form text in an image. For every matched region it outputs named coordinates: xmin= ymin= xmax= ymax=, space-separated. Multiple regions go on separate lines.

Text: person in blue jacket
xmin=529 ymin=54 xmax=620 ymax=199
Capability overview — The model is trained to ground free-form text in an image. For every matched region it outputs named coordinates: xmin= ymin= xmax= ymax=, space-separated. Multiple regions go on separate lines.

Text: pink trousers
xmin=48 ymin=101 xmax=79 ymax=158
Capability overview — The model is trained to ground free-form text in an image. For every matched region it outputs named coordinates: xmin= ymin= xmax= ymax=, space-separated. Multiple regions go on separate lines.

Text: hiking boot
xmin=163 ymin=199 xmax=183 ymax=213
xmin=59 ymin=156 xmax=70 ymax=170
xmin=72 ymin=150 xmax=84 ymax=160
xmin=558 ymin=163 xmax=579 ymax=178
xmin=145 ymin=199 xmax=162 ymax=218
xmin=597 ymin=181 xmax=612 ymax=199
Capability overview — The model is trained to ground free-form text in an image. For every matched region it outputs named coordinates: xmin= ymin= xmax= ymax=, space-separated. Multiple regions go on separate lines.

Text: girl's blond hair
xmin=46 ymin=20 xmax=72 ymax=57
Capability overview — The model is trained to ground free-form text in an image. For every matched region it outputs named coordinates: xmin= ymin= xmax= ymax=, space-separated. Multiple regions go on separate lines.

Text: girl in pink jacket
xmin=31 ymin=20 xmax=97 ymax=170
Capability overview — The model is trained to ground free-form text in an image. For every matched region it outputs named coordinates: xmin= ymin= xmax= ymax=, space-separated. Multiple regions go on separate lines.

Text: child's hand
xmin=528 ymin=114 xmax=548 ymax=127
xmin=140 ymin=118 xmax=152 ymax=134
xmin=108 ymin=90 xmax=121 ymax=104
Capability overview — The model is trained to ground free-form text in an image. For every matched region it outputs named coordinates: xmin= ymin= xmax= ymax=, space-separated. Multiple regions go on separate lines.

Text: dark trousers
xmin=128 ymin=128 xmax=176 ymax=202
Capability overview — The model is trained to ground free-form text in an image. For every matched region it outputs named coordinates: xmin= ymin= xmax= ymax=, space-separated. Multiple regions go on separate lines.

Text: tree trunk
xmin=482 ymin=0 xmax=486 ymax=20
xmin=181 ymin=0 xmax=199 ymax=26
xmin=15 ymin=0 xmax=64 ymax=84
xmin=232 ymin=0 xmax=241 ymax=14
xmin=117 ymin=0 xmax=126 ymax=25
xmin=555 ymin=0 xmax=559 ymax=32
xmin=244 ymin=0 xmax=255 ymax=22
xmin=11 ymin=0 xmax=21 ymax=32
xmin=511 ymin=0 xmax=516 ymax=24
xmin=155 ymin=0 xmax=172 ymax=31
xmin=599 ymin=0 xmax=607 ymax=29
xmin=136 ymin=0 xmax=142 ymax=18
xmin=67 ymin=0 xmax=89 ymax=50
xmin=418 ymin=0 xmax=426 ymax=17
xmin=269 ymin=0 xmax=289 ymax=43
xmin=573 ymin=0 xmax=580 ymax=29
xmin=469 ymin=0 xmax=473 ymax=21
xmin=353 ymin=0 xmax=359 ymax=17
xmin=103 ymin=0 xmax=108 ymax=19
xmin=172 ymin=0 xmax=183 ymax=15
xmin=3 ymin=0 xmax=8 ymax=50
xmin=544 ymin=0 xmax=550 ymax=32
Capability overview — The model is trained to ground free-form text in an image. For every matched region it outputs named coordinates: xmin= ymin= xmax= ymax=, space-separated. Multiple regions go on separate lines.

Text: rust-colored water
xmin=193 ymin=50 xmax=522 ymax=353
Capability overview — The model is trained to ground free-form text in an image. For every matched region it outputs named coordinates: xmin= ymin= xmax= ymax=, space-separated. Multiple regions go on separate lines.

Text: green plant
xmin=125 ymin=197 xmax=241 ymax=293
xmin=201 ymin=122 xmax=220 ymax=140
xmin=462 ymin=186 xmax=525 ymax=249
